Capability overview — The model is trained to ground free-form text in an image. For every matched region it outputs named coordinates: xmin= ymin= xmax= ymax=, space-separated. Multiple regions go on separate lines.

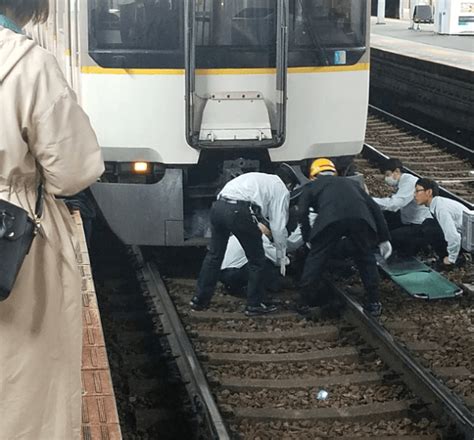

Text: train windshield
xmin=88 ymin=0 xmax=367 ymax=68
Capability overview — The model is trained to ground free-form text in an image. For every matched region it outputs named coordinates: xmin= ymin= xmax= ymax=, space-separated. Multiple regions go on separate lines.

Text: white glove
xmin=378 ymin=241 xmax=392 ymax=260
xmin=280 ymin=260 xmax=286 ymax=277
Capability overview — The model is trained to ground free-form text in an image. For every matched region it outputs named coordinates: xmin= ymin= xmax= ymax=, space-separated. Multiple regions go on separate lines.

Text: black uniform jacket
xmin=298 ymin=175 xmax=390 ymax=243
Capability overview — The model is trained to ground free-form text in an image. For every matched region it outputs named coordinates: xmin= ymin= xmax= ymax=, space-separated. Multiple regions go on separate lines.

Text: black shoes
xmin=364 ymin=302 xmax=382 ymax=317
xmin=189 ymin=296 xmax=209 ymax=311
xmin=244 ymin=302 xmax=278 ymax=317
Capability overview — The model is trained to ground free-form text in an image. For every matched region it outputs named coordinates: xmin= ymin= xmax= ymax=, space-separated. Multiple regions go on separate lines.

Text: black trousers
xmin=383 ymin=212 xmax=426 ymax=256
xmin=391 ymin=218 xmax=448 ymax=259
xmin=383 ymin=211 xmax=403 ymax=231
xmin=420 ymin=218 xmax=448 ymax=259
xmin=391 ymin=224 xmax=424 ymax=256
xmin=220 ymin=259 xmax=281 ymax=296
xmin=299 ymin=219 xmax=380 ymax=304
xmin=196 ymin=200 xmax=265 ymax=307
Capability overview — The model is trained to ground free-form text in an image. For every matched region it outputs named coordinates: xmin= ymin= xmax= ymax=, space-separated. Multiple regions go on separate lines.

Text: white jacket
xmin=219 ymin=172 xmax=290 ymax=257
xmin=430 ymin=196 xmax=469 ymax=263
xmin=374 ymin=173 xmax=431 ymax=225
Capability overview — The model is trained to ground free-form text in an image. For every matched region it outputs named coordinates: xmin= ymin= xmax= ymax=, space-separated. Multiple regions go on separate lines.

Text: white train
xmin=32 ymin=0 xmax=370 ymax=246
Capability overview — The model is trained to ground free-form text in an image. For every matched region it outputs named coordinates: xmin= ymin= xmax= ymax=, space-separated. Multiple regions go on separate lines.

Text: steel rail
xmin=329 ymin=281 xmax=474 ymax=440
xmin=368 ymin=105 xmax=474 ymax=164
xmin=362 ymin=143 xmax=474 ymax=210
xmin=131 ymin=246 xmax=231 ymax=440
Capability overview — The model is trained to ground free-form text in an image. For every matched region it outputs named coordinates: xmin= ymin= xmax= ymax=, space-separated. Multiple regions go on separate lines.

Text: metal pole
xmin=408 ymin=0 xmax=419 ymax=28
xmin=376 ymin=0 xmax=386 ymax=24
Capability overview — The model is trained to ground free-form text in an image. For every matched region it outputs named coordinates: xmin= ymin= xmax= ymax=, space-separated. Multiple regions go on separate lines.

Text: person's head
xmin=0 ymin=0 xmax=49 ymax=27
xmin=381 ymin=158 xmax=403 ymax=187
xmin=275 ymin=163 xmax=300 ymax=192
xmin=309 ymin=158 xmax=336 ymax=180
xmin=414 ymin=178 xmax=439 ymax=206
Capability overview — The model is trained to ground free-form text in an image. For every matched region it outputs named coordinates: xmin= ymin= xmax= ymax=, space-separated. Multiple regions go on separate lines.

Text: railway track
xmin=364 ymin=105 xmax=473 ymax=208
xmin=119 ymin=112 xmax=474 ymax=439
xmin=130 ymin=244 xmax=474 ymax=440
xmin=90 ymin=232 xmax=196 ymax=439
xmin=91 ymin=106 xmax=473 ymax=439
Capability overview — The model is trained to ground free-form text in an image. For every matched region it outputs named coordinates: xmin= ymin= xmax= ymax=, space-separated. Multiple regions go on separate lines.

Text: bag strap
xmin=33 ymin=184 xmax=44 ymax=231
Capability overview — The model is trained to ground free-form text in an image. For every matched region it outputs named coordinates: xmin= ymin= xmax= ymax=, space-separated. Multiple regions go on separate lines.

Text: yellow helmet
xmin=309 ymin=158 xmax=336 ymax=179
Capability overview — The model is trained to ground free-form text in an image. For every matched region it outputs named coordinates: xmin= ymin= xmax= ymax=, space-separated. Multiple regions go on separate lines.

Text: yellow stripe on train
xmin=80 ymin=64 xmax=370 ymax=75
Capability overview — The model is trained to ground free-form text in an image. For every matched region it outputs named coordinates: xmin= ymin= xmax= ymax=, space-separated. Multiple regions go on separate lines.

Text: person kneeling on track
xmin=298 ymin=158 xmax=392 ymax=317
xmin=190 ymin=165 xmax=299 ymax=317
xmin=219 ymin=234 xmax=286 ymax=297
xmin=414 ymin=178 xmax=470 ymax=268
xmin=219 ymin=210 xmax=317 ymax=298
xmin=373 ymin=158 xmax=432 ymax=256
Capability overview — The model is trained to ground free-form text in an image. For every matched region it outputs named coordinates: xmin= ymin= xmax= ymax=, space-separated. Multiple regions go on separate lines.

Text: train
xmin=30 ymin=0 xmax=370 ymax=246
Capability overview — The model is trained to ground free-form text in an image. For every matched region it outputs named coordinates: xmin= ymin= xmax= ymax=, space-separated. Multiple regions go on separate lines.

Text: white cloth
xmin=221 ymin=235 xmax=287 ymax=269
xmin=221 ymin=213 xmax=317 ymax=269
xmin=374 ymin=173 xmax=431 ymax=225
xmin=219 ymin=172 xmax=290 ymax=256
xmin=430 ymin=196 xmax=469 ymax=263
xmin=286 ymin=212 xmax=318 ymax=252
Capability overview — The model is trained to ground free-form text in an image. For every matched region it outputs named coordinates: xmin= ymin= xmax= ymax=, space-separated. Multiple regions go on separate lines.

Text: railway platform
xmin=369 ymin=18 xmax=473 ymax=146
xmin=370 ymin=17 xmax=473 ymax=71
xmin=73 ymin=212 xmax=122 ymax=440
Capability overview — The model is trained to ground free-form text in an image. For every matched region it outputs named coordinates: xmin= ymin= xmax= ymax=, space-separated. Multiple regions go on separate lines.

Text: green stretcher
xmin=376 ymin=255 xmax=463 ymax=299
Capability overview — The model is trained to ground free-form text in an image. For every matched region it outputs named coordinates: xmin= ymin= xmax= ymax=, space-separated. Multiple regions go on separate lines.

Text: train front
xmin=83 ymin=0 xmax=370 ymax=246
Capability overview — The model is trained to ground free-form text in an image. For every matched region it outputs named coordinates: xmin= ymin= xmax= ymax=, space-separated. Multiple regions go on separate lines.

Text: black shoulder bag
xmin=0 ymin=185 xmax=43 ymax=300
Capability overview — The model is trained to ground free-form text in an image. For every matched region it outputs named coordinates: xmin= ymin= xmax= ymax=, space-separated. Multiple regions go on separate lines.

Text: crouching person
xmin=373 ymin=158 xmax=432 ymax=256
xmin=190 ymin=166 xmax=298 ymax=316
xmin=414 ymin=178 xmax=470 ymax=268
xmin=298 ymin=159 xmax=391 ymax=317
xmin=219 ymin=234 xmax=284 ymax=297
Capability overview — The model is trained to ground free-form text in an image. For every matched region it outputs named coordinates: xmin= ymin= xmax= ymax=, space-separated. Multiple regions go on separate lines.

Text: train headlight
xmin=133 ymin=161 xmax=149 ymax=173
xmin=102 ymin=161 xmax=166 ymax=184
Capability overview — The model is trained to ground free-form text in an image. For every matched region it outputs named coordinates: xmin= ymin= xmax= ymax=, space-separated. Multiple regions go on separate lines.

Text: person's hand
xmin=257 ymin=222 xmax=271 ymax=237
xmin=378 ymin=241 xmax=392 ymax=260
xmin=280 ymin=261 xmax=286 ymax=277
xmin=443 ymin=256 xmax=454 ymax=266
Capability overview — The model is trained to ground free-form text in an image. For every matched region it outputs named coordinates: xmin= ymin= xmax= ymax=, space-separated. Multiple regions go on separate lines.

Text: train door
xmin=184 ymin=0 xmax=289 ymax=150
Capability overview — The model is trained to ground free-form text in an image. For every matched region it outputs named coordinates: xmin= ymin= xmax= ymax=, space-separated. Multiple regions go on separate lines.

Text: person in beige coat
xmin=0 ymin=1 xmax=104 ymax=439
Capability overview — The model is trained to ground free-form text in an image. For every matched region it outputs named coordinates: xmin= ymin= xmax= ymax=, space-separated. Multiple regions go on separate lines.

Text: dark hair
xmin=416 ymin=178 xmax=439 ymax=197
xmin=381 ymin=158 xmax=403 ymax=173
xmin=275 ymin=163 xmax=300 ymax=190
xmin=0 ymin=0 xmax=49 ymax=25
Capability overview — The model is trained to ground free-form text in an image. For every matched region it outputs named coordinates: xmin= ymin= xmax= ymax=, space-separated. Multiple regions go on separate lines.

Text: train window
xmin=289 ymin=0 xmax=367 ymax=65
xmin=88 ymin=0 xmax=183 ymax=68
xmin=193 ymin=0 xmax=277 ymax=68
xmin=88 ymin=0 xmax=366 ymax=69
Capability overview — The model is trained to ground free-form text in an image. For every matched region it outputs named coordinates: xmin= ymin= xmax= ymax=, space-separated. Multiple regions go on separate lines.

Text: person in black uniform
xmin=298 ymin=159 xmax=392 ymax=317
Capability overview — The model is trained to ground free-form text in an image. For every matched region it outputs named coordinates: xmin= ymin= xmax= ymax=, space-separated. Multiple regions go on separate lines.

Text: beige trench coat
xmin=0 ymin=27 xmax=104 ymax=439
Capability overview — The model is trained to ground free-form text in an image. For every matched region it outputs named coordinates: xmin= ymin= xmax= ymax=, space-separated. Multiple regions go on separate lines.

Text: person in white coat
xmin=414 ymin=178 xmax=469 ymax=267
xmin=373 ymin=158 xmax=431 ymax=255
xmin=0 ymin=1 xmax=104 ymax=439
xmin=190 ymin=167 xmax=298 ymax=316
